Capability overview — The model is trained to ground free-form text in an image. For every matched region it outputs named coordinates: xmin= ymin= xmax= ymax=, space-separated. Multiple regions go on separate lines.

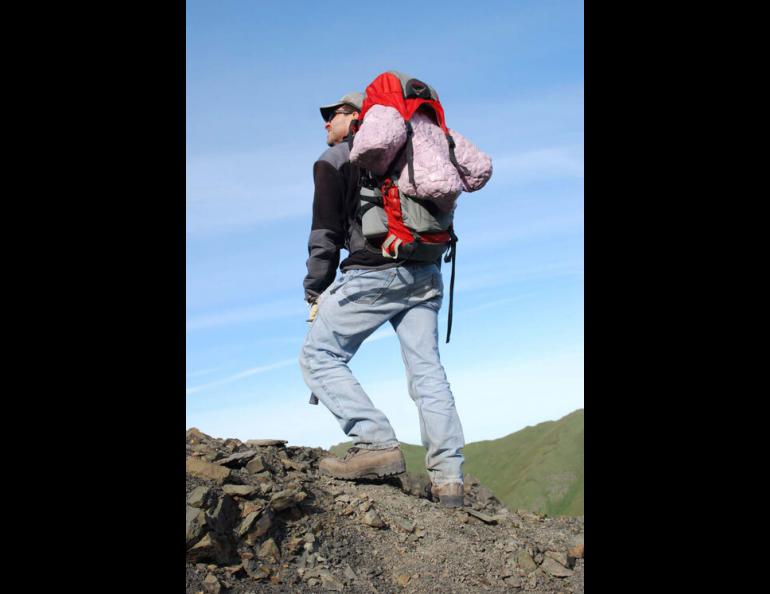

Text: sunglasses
xmin=325 ymin=109 xmax=353 ymax=123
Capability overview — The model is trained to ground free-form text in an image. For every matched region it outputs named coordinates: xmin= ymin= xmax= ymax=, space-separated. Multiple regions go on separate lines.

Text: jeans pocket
xmin=339 ymin=270 xmax=395 ymax=306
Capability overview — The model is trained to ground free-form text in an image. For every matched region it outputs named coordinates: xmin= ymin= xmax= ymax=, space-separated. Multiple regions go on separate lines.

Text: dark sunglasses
xmin=325 ymin=109 xmax=353 ymax=123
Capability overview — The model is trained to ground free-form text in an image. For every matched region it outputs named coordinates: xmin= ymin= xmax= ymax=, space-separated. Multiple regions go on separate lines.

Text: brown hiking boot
xmin=427 ymin=481 xmax=465 ymax=508
xmin=318 ymin=446 xmax=406 ymax=480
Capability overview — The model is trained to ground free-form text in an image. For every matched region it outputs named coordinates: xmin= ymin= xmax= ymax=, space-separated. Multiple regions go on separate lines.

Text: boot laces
xmin=343 ymin=447 xmax=361 ymax=460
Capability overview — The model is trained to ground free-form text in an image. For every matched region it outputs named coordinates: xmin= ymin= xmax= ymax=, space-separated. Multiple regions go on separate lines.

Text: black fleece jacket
xmin=303 ymin=135 xmax=407 ymax=302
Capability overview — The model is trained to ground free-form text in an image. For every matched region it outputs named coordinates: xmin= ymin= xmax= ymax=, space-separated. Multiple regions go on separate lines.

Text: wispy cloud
xmin=490 ymin=145 xmax=583 ymax=186
xmin=462 ymin=292 xmax=540 ymax=314
xmin=456 ymin=260 xmax=583 ymax=294
xmin=186 ymin=366 xmax=224 ymax=379
xmin=187 ymin=299 xmax=304 ymax=331
xmin=186 ymin=148 xmax=318 ymax=237
xmin=458 ymin=212 xmax=583 ymax=252
xmin=186 ymin=358 xmax=297 ymax=396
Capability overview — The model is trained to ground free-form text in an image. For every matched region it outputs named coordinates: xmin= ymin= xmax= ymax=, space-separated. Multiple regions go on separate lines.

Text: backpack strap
xmin=404 ymin=120 xmax=416 ymax=188
xmin=445 ymin=132 xmax=471 ymax=179
xmin=443 ymin=226 xmax=458 ymax=343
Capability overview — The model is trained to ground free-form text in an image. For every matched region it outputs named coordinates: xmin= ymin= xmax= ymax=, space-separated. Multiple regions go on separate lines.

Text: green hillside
xmin=329 ymin=409 xmax=583 ymax=517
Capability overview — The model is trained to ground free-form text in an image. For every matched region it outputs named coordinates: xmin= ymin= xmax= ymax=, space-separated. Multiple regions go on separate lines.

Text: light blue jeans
xmin=299 ymin=262 xmax=464 ymax=485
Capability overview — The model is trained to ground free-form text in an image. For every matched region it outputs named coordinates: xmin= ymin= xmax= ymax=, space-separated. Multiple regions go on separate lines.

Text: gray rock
xmin=186 ymin=457 xmax=231 ymax=484
xmin=475 ymin=485 xmax=496 ymax=506
xmin=503 ymin=574 xmax=522 ymax=587
xmin=281 ymin=458 xmax=309 ymax=472
xmin=516 ymin=550 xmax=538 ymax=574
xmin=245 ymin=508 xmax=274 ymax=545
xmin=240 ymin=499 xmax=265 ymax=518
xmin=243 ymin=559 xmax=271 ymax=580
xmin=187 ymin=427 xmax=213 ymax=444
xmin=186 ymin=533 xmax=238 ymax=565
xmin=222 ymin=484 xmax=258 ymax=498
xmin=205 ymin=494 xmax=239 ymax=535
xmin=202 ymin=572 xmax=221 ymax=594
xmin=397 ymin=472 xmax=431 ymax=498
xmin=217 ymin=450 xmax=258 ymax=468
xmin=392 ymin=515 xmax=415 ymax=533
xmin=257 ymin=537 xmax=280 ymax=564
xmin=245 ymin=455 xmax=267 ymax=473
xmin=319 ymin=569 xmax=345 ymax=591
xmin=236 ymin=510 xmax=260 ymax=537
xmin=545 ymin=550 xmax=570 ymax=567
xmin=187 ymin=485 xmax=213 ymax=508
xmin=343 ymin=563 xmax=357 ymax=581
xmin=186 ymin=505 xmax=207 ymax=548
xmin=466 ymin=509 xmax=498 ymax=524
xmin=245 ymin=439 xmax=288 ymax=447
xmin=361 ymin=509 xmax=385 ymax=528
xmin=540 ymin=556 xmax=574 ymax=578
xmin=270 ymin=489 xmax=307 ymax=511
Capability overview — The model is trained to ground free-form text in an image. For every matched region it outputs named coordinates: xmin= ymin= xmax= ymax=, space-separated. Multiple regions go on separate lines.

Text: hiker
xmin=299 ymin=78 xmax=478 ymax=508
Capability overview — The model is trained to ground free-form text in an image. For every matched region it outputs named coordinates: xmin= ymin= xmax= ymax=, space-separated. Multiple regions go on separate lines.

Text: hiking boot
xmin=318 ymin=446 xmax=406 ymax=480
xmin=427 ymin=481 xmax=465 ymax=508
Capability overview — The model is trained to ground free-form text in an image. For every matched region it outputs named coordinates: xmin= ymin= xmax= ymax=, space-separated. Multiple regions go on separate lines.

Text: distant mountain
xmin=331 ymin=409 xmax=583 ymax=517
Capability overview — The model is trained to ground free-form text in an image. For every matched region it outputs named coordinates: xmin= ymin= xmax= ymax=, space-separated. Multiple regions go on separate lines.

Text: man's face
xmin=324 ymin=107 xmax=359 ymax=146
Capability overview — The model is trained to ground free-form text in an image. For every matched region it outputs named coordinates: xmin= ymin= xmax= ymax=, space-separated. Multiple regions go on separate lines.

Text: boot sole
xmin=319 ymin=461 xmax=406 ymax=480
xmin=437 ymin=495 xmax=464 ymax=508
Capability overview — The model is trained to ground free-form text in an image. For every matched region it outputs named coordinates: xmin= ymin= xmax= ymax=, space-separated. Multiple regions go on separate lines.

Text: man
xmin=299 ymin=91 xmax=466 ymax=507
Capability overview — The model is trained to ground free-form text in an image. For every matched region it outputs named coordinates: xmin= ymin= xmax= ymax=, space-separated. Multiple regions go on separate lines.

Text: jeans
xmin=299 ymin=261 xmax=464 ymax=485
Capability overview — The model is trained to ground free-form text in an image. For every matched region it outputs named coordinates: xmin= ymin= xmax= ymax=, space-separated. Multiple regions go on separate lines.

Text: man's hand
xmin=306 ymin=300 xmax=319 ymax=323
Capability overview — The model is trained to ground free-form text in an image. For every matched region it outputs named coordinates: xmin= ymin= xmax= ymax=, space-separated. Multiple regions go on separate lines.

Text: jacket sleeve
xmin=303 ymin=159 xmax=346 ymax=302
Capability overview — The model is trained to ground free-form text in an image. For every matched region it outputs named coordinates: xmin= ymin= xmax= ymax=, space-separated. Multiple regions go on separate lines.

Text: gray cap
xmin=319 ymin=91 xmax=365 ymax=121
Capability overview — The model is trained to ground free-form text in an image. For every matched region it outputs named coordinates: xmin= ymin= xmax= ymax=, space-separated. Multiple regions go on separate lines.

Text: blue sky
xmin=186 ymin=0 xmax=583 ymax=448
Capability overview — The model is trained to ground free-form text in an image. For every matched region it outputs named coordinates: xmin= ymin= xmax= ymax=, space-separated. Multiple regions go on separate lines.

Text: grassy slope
xmin=329 ymin=409 xmax=584 ymax=517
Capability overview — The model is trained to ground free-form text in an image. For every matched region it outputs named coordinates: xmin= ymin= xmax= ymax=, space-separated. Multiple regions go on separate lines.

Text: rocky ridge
xmin=186 ymin=428 xmax=585 ymax=594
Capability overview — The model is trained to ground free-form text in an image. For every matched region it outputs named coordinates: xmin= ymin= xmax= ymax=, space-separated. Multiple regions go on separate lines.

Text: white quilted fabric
xmin=350 ymin=106 xmax=493 ymax=210
xmin=397 ymin=111 xmax=463 ymax=210
xmin=349 ymin=104 xmax=407 ymax=175
xmin=449 ymin=129 xmax=493 ymax=193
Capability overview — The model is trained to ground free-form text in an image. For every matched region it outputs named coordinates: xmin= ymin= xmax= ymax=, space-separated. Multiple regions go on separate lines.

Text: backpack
xmin=351 ymin=71 xmax=485 ymax=342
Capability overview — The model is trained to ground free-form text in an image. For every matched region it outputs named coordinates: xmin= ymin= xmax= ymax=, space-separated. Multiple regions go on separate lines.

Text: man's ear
xmin=349 ymin=115 xmax=360 ymax=135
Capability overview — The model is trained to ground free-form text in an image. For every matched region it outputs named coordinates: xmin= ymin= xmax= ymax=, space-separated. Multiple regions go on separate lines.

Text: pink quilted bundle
xmin=349 ymin=104 xmax=407 ymax=175
xmin=397 ymin=111 xmax=463 ymax=210
xmin=350 ymin=105 xmax=492 ymax=209
xmin=449 ymin=129 xmax=493 ymax=193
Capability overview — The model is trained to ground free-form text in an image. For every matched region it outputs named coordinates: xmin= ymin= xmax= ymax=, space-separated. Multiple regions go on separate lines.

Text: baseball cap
xmin=319 ymin=91 xmax=365 ymax=122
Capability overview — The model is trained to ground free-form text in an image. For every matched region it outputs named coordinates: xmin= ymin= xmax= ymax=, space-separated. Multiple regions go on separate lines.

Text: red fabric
xmin=420 ymin=230 xmax=451 ymax=243
xmin=381 ymin=180 xmax=414 ymax=256
xmin=359 ymin=72 xmax=448 ymax=133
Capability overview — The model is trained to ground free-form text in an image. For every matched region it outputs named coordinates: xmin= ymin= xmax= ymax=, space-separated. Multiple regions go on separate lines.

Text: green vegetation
xmin=329 ymin=409 xmax=584 ymax=517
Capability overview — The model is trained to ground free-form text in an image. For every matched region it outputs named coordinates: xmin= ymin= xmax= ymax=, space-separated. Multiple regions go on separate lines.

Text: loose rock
xmin=186 ymin=457 xmax=231 ymax=484
xmin=541 ymin=556 xmax=575 ymax=578
xmin=216 ymin=450 xmax=258 ymax=468
xmin=222 ymin=484 xmax=258 ymax=497
xmin=202 ymin=573 xmax=221 ymax=594
xmin=361 ymin=509 xmax=386 ymax=528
